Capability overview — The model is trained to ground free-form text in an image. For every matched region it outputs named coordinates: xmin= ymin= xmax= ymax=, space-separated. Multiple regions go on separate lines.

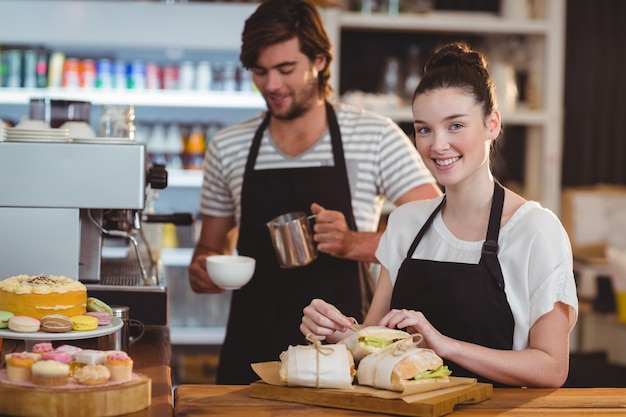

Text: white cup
xmin=206 ymin=255 xmax=256 ymax=290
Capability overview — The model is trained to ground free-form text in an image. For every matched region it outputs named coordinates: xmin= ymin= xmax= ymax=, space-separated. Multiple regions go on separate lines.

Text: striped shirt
xmin=200 ymin=103 xmax=435 ymax=232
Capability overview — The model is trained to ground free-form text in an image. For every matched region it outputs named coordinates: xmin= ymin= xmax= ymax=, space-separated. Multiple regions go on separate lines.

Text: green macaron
xmin=0 ymin=311 xmax=15 ymax=329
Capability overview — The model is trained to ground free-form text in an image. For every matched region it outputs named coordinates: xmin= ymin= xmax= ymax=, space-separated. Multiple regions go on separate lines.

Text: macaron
xmin=70 ymin=315 xmax=99 ymax=331
xmin=8 ymin=315 xmax=41 ymax=333
xmin=86 ymin=297 xmax=113 ymax=315
xmin=85 ymin=311 xmax=112 ymax=326
xmin=40 ymin=314 xmax=73 ymax=333
xmin=0 ymin=311 xmax=14 ymax=329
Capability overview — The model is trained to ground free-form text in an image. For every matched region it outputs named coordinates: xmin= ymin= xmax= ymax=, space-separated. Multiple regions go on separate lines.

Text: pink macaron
xmin=85 ymin=311 xmax=112 ymax=326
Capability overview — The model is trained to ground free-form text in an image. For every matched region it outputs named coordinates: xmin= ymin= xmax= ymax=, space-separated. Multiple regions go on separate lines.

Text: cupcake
xmin=106 ymin=352 xmax=134 ymax=382
xmin=73 ymin=364 xmax=111 ymax=385
xmin=31 ymin=360 xmax=70 ymax=386
xmin=5 ymin=352 xmax=37 ymax=382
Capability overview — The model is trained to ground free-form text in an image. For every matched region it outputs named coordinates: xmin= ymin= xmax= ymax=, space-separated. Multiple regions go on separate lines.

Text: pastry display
xmin=31 ymin=360 xmax=70 ymax=387
xmin=70 ymin=315 xmax=99 ymax=331
xmin=106 ymin=352 xmax=134 ymax=382
xmin=72 ymin=364 xmax=111 ymax=385
xmin=1 ymin=346 xmax=138 ymax=388
xmin=40 ymin=314 xmax=73 ymax=333
xmin=8 ymin=316 xmax=40 ymax=333
xmin=0 ymin=275 xmax=87 ymax=320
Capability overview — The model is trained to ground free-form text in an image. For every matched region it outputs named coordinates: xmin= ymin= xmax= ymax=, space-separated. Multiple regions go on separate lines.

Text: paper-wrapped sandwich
xmin=341 ymin=325 xmax=411 ymax=363
xmin=357 ymin=339 xmax=451 ymax=392
xmin=279 ymin=336 xmax=355 ymax=389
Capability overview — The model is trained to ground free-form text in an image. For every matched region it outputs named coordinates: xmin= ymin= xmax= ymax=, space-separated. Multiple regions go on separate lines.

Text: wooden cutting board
xmin=249 ymin=381 xmax=492 ymax=417
xmin=0 ymin=373 xmax=151 ymax=417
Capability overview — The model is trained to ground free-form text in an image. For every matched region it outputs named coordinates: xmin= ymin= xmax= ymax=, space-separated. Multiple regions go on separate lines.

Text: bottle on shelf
xmin=403 ymin=44 xmax=422 ymax=103
xmin=183 ymin=124 xmax=206 ymax=170
xmin=164 ymin=122 xmax=184 ymax=169
xmin=378 ymin=55 xmax=402 ymax=97
xmin=95 ymin=58 xmax=113 ymax=90
xmin=195 ymin=61 xmax=212 ymax=91
xmin=147 ymin=121 xmax=167 ymax=166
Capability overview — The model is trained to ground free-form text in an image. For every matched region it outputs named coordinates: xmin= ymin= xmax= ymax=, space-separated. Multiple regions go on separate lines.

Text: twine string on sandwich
xmin=348 ymin=317 xmax=361 ymax=332
xmin=304 ymin=333 xmax=334 ymax=388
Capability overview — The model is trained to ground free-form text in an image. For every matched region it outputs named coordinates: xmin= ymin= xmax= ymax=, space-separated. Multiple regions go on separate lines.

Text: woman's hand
xmin=301 ymin=298 xmax=354 ymax=343
xmin=379 ymin=309 xmax=453 ymax=357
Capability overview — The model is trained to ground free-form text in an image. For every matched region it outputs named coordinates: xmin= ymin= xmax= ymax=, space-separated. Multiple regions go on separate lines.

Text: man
xmin=188 ymin=0 xmax=441 ymax=385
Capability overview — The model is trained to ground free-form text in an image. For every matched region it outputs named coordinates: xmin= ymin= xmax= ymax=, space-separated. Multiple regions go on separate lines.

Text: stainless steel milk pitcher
xmin=266 ymin=211 xmax=317 ymax=268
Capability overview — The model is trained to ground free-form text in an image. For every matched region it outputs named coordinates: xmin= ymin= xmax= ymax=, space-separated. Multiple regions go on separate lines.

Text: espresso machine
xmin=0 ymin=139 xmax=190 ymax=325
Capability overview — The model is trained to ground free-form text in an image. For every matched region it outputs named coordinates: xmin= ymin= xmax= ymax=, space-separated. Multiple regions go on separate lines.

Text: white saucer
xmin=4 ymin=137 xmax=70 ymax=143
xmin=0 ymin=316 xmax=122 ymax=341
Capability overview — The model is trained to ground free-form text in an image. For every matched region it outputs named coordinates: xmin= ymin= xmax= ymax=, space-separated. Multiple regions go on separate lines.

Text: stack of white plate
xmin=71 ymin=137 xmax=135 ymax=145
xmin=4 ymin=127 xmax=70 ymax=143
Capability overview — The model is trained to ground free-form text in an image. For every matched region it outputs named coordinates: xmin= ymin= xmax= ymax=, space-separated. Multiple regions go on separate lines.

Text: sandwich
xmin=278 ymin=342 xmax=355 ymax=389
xmin=357 ymin=340 xmax=451 ymax=392
xmin=341 ymin=325 xmax=412 ymax=363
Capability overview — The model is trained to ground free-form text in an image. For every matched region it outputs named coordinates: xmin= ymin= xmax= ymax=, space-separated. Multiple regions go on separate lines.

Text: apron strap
xmin=406 ymin=197 xmax=445 ymax=258
xmin=244 ymin=111 xmax=270 ymax=175
xmin=480 ymin=181 xmax=506 ymax=289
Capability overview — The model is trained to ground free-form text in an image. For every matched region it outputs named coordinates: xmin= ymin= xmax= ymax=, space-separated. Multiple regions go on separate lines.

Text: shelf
xmin=339 ymin=10 xmax=550 ymax=34
xmin=376 ymin=105 xmax=547 ymax=126
xmin=0 ymin=88 xmax=265 ymax=109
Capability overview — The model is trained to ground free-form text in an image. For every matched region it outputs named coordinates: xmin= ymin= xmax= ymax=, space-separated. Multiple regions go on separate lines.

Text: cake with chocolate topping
xmin=0 ymin=275 xmax=87 ymax=320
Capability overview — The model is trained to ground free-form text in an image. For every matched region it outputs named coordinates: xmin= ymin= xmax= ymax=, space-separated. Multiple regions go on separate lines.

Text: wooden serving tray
xmin=0 ymin=373 xmax=151 ymax=417
xmin=249 ymin=380 xmax=492 ymax=417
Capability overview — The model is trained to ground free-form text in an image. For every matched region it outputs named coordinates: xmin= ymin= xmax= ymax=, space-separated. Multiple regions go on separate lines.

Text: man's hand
xmin=310 ymin=202 xmax=354 ymax=258
xmin=188 ymin=254 xmax=226 ymax=294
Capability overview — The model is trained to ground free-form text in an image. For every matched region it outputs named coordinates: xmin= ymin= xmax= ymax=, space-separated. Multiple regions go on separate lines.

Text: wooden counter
xmin=174 ymin=384 xmax=626 ymax=417
xmin=0 ymin=325 xmax=173 ymax=417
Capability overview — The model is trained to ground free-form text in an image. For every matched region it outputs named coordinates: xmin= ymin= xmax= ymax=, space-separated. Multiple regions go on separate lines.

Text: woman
xmin=301 ymin=42 xmax=578 ymax=388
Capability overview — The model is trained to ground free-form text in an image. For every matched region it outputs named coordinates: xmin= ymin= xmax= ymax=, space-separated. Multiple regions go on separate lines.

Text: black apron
xmin=216 ymin=103 xmax=365 ymax=384
xmin=390 ymin=182 xmax=515 ymax=387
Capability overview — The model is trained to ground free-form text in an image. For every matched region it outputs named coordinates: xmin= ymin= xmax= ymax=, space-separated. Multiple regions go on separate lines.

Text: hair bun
xmin=424 ymin=42 xmax=487 ymax=73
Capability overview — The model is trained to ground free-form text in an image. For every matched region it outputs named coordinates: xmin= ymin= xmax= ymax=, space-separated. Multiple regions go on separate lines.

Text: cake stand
xmin=0 ymin=317 xmax=123 ymax=350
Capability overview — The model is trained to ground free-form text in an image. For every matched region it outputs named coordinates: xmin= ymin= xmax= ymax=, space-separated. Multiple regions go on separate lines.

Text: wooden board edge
xmin=250 ymin=382 xmax=492 ymax=417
